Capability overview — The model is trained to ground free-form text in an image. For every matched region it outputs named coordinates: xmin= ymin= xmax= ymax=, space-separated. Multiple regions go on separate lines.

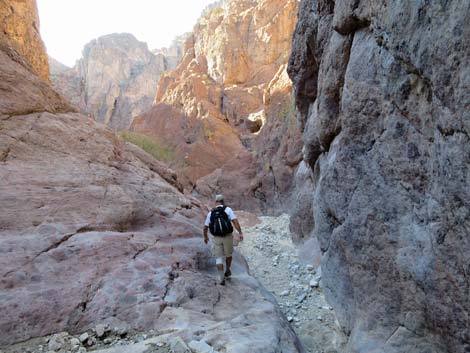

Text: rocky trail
xmin=238 ymin=215 xmax=345 ymax=353
xmin=2 ymin=214 xmax=343 ymax=353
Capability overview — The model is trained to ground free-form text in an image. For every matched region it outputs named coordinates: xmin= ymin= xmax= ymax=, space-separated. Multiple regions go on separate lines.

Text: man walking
xmin=203 ymin=195 xmax=243 ymax=285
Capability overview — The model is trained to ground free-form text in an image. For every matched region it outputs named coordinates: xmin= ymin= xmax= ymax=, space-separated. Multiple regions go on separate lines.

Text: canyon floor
xmin=238 ymin=214 xmax=346 ymax=353
xmin=2 ymin=213 xmax=345 ymax=353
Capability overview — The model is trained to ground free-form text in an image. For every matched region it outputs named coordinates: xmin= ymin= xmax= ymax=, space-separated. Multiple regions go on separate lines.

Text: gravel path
xmin=238 ymin=214 xmax=346 ymax=353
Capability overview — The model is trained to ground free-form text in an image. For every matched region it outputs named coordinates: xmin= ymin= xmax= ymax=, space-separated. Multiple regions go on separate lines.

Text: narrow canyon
xmin=0 ymin=1 xmax=468 ymax=353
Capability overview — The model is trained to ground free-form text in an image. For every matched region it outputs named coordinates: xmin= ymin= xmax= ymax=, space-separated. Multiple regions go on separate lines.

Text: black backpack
xmin=209 ymin=206 xmax=233 ymax=236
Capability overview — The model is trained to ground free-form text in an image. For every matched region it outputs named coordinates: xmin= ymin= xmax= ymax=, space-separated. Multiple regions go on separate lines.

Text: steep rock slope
xmin=131 ymin=0 xmax=302 ymax=212
xmin=0 ymin=5 xmax=303 ymax=352
xmin=50 ymin=33 xmax=185 ymax=131
xmin=288 ymin=1 xmax=470 ymax=352
xmin=0 ymin=0 xmax=49 ymax=81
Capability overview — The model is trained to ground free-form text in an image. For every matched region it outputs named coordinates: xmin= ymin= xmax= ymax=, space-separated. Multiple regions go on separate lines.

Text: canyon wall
xmin=0 ymin=0 xmax=49 ymax=82
xmin=132 ymin=0 xmax=302 ymax=212
xmin=50 ymin=33 xmax=185 ymax=131
xmin=288 ymin=0 xmax=470 ymax=352
xmin=0 ymin=3 xmax=303 ymax=351
xmin=153 ymin=33 xmax=188 ymax=71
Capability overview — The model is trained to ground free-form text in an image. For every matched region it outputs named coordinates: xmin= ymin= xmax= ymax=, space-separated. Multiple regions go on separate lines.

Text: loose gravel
xmin=238 ymin=214 xmax=346 ymax=353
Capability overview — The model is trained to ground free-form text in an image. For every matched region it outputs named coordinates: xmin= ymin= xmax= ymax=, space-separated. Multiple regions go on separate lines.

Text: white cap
xmin=215 ymin=194 xmax=224 ymax=202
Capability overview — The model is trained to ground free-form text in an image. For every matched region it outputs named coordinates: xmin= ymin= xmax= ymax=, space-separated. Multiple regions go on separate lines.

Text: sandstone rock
xmin=0 ymin=0 xmax=49 ymax=81
xmin=50 ymin=33 xmax=185 ymax=131
xmin=0 ymin=34 xmax=75 ymax=116
xmin=0 ymin=21 xmax=202 ymax=345
xmin=48 ymin=56 xmax=86 ymax=111
xmin=153 ymin=33 xmax=188 ymax=71
xmin=133 ymin=0 xmax=303 ymax=214
xmin=289 ymin=0 xmax=470 ymax=352
xmin=0 ymin=5 xmax=304 ymax=352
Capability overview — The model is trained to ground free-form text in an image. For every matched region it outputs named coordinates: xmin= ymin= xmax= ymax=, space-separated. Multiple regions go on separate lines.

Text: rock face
xmin=49 ymin=56 xmax=86 ymax=110
xmin=288 ymin=1 xmax=470 ymax=352
xmin=0 ymin=3 xmax=304 ymax=352
xmin=132 ymin=0 xmax=302 ymax=212
xmin=50 ymin=33 xmax=185 ymax=131
xmin=153 ymin=33 xmax=188 ymax=71
xmin=0 ymin=0 xmax=49 ymax=82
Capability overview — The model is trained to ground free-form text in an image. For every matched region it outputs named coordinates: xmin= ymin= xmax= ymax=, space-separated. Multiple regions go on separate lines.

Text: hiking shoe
xmin=224 ymin=270 xmax=232 ymax=278
xmin=219 ymin=278 xmax=226 ymax=286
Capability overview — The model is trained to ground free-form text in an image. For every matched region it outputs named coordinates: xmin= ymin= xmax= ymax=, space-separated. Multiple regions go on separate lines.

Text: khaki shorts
xmin=212 ymin=233 xmax=233 ymax=258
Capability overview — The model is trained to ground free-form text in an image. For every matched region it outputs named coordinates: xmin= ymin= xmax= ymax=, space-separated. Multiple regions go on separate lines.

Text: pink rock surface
xmin=0 ymin=111 xmax=205 ymax=345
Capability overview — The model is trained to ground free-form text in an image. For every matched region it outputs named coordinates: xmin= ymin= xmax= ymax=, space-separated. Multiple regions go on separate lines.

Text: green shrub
xmin=120 ymin=131 xmax=175 ymax=163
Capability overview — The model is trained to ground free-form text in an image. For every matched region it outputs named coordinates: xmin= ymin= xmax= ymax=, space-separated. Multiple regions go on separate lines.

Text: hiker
xmin=203 ymin=194 xmax=243 ymax=285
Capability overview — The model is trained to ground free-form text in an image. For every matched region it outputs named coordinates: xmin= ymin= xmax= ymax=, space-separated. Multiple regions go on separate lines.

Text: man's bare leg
xmin=216 ymin=259 xmax=225 ymax=285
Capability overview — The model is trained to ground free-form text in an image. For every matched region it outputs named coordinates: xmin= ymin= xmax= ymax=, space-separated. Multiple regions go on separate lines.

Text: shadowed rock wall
xmin=288 ymin=0 xmax=470 ymax=352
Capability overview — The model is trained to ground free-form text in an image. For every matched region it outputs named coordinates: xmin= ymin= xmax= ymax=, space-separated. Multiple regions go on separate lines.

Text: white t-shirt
xmin=204 ymin=205 xmax=236 ymax=227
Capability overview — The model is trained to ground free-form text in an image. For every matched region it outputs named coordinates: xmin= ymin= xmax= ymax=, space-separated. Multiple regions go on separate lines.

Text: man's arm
xmin=232 ymin=219 xmax=244 ymax=241
xmin=203 ymin=225 xmax=209 ymax=244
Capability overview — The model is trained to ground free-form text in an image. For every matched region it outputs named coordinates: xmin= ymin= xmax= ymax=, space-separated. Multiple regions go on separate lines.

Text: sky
xmin=37 ymin=0 xmax=217 ymax=67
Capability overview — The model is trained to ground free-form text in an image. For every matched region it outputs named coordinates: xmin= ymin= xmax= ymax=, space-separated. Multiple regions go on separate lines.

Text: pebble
xmin=287 ymin=316 xmax=294 ymax=322
xmin=47 ymin=341 xmax=62 ymax=351
xmin=309 ymin=279 xmax=319 ymax=288
xmin=280 ymin=290 xmax=290 ymax=297
xmin=188 ymin=340 xmax=219 ymax=353
xmin=70 ymin=337 xmax=80 ymax=348
xmin=86 ymin=337 xmax=96 ymax=347
xmin=78 ymin=333 xmax=89 ymax=343
xmin=169 ymin=336 xmax=191 ymax=353
xmin=94 ymin=324 xmax=107 ymax=338
xmin=297 ymin=293 xmax=307 ymax=303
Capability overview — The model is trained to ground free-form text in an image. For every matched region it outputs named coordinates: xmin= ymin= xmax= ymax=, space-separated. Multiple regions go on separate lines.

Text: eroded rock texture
xmin=0 ymin=4 xmax=303 ymax=351
xmin=288 ymin=1 xmax=470 ymax=352
xmin=0 ymin=0 xmax=49 ymax=82
xmin=132 ymin=0 xmax=302 ymax=212
xmin=50 ymin=33 xmax=185 ymax=131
